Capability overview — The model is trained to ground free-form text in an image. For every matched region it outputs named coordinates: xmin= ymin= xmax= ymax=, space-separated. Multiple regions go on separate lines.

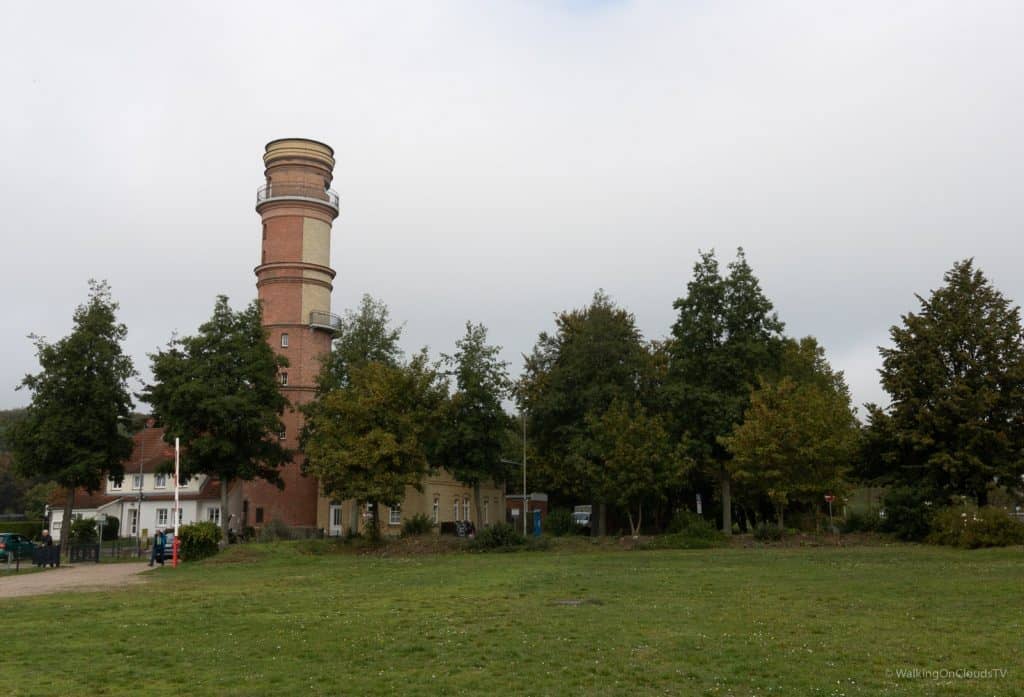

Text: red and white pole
xmin=172 ymin=437 xmax=180 ymax=567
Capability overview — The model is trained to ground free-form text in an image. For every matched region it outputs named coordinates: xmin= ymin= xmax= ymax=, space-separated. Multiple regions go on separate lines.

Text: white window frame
xmin=464 ymin=497 xmax=470 ymax=521
xmin=128 ymin=508 xmax=139 ymax=536
xmin=280 ymin=371 xmax=288 ymax=386
xmin=155 ymin=474 xmax=167 ymax=489
xmin=432 ymin=498 xmax=439 ymax=524
xmin=156 ymin=508 xmax=169 ymax=526
xmin=208 ymin=506 xmax=221 ymax=524
xmin=453 ymin=499 xmax=460 ymax=521
xmin=281 ymin=333 xmax=289 ymax=348
xmin=132 ymin=474 xmax=143 ymax=490
xmin=389 ymin=504 xmax=401 ymax=526
xmin=110 ymin=477 xmax=122 ymax=491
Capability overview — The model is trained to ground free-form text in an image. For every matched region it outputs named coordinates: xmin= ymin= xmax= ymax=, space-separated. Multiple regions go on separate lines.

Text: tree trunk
xmin=61 ymin=487 xmax=75 ymax=562
xmin=627 ymin=503 xmax=643 ymax=537
xmin=776 ymin=504 xmax=784 ymax=529
xmin=370 ymin=502 xmax=380 ymax=541
xmin=720 ymin=467 xmax=732 ymax=535
xmin=597 ymin=501 xmax=607 ymax=537
xmin=977 ymin=488 xmax=989 ymax=507
xmin=349 ymin=500 xmax=360 ymax=537
xmin=220 ymin=478 xmax=231 ymax=547
xmin=473 ymin=482 xmax=483 ymax=528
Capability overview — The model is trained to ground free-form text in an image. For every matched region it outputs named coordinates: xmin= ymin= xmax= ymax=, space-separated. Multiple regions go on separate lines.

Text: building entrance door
xmin=128 ymin=508 xmax=139 ymax=537
xmin=329 ymin=504 xmax=343 ymax=537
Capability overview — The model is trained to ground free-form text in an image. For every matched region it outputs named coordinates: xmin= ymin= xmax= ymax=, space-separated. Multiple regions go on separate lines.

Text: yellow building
xmin=316 ymin=469 xmax=505 ymax=536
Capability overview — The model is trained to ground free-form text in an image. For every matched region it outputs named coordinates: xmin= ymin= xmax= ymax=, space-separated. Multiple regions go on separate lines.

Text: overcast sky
xmin=2 ymin=1 xmax=1022 ymax=414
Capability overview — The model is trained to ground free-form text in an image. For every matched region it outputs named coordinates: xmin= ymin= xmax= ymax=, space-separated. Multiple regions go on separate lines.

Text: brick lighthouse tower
xmin=242 ymin=138 xmax=340 ymax=529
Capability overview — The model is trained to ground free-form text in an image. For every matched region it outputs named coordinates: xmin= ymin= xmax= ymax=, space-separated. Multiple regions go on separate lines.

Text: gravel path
xmin=0 ymin=562 xmax=155 ymax=599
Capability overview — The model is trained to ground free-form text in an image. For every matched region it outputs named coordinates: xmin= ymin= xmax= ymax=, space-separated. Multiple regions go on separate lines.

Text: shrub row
xmin=0 ymin=520 xmax=43 ymax=539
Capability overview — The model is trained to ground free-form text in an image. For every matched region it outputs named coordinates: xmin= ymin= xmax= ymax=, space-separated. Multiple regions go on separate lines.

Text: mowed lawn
xmin=3 ymin=542 xmax=1021 ymax=696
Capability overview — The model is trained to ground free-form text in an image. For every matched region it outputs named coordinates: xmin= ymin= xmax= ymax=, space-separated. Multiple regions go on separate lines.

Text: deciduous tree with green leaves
xmin=519 ymin=291 xmax=655 ymax=535
xmin=302 ymin=351 xmax=447 ymax=538
xmin=862 ymin=259 xmax=1024 ymax=506
xmin=142 ymin=296 xmax=291 ymax=543
xmin=316 ymin=294 xmax=404 ymax=394
xmin=721 ymin=337 xmax=859 ymax=527
xmin=588 ymin=399 xmax=687 ymax=536
xmin=437 ymin=322 xmax=513 ymax=527
xmin=9 ymin=281 xmax=136 ymax=556
xmin=666 ymin=249 xmax=785 ymax=533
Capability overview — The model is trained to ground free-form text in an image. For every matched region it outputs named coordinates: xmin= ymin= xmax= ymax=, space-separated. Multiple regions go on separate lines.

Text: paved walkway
xmin=0 ymin=562 xmax=155 ymax=599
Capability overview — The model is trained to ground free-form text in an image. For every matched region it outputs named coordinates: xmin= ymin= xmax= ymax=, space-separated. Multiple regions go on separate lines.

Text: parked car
xmin=0 ymin=533 xmax=36 ymax=562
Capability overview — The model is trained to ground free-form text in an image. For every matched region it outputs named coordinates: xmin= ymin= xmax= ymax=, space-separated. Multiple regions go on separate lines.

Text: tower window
xmin=280 ymin=372 xmax=288 ymax=386
xmin=280 ymin=333 xmax=289 ymax=348
xmin=278 ymin=428 xmax=286 ymax=441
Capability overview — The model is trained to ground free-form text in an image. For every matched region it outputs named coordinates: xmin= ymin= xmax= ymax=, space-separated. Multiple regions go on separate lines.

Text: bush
xmin=841 ymin=509 xmax=881 ymax=533
xmin=400 ymin=513 xmax=434 ymax=537
xmin=544 ymin=509 xmax=575 ymax=537
xmin=0 ymin=520 xmax=43 ymax=539
xmin=471 ymin=522 xmax=525 ymax=551
xmin=101 ymin=516 xmax=120 ymax=541
xmin=927 ymin=507 xmax=1024 ymax=549
xmin=68 ymin=518 xmax=98 ymax=544
xmin=178 ymin=521 xmax=221 ymax=561
xmin=752 ymin=522 xmax=784 ymax=541
xmin=258 ymin=518 xmax=294 ymax=542
xmin=667 ymin=509 xmax=716 ymax=535
xmin=880 ymin=486 xmax=932 ymax=541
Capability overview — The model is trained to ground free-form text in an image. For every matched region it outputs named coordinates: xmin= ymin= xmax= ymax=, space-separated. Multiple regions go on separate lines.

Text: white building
xmin=48 ymin=425 xmax=226 ymax=541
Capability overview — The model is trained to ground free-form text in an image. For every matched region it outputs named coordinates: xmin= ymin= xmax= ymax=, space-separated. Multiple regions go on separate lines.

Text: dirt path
xmin=0 ymin=562 xmax=155 ymax=599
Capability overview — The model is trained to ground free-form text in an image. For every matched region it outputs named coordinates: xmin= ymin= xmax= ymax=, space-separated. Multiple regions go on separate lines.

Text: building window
xmin=453 ymin=499 xmax=460 ymax=521
xmin=464 ymin=497 xmax=470 ymax=521
xmin=278 ymin=429 xmax=286 ymax=441
xmin=177 ymin=508 xmax=183 ymax=525
xmin=110 ymin=477 xmax=122 ymax=491
xmin=208 ymin=507 xmax=220 ymax=524
xmin=280 ymin=371 xmax=288 ymax=386
xmin=155 ymin=474 xmax=167 ymax=489
xmin=484 ymin=499 xmax=489 ymax=525
xmin=281 ymin=333 xmax=289 ymax=348
xmin=389 ymin=504 xmax=401 ymax=526
xmin=432 ymin=498 xmax=439 ymax=524
xmin=128 ymin=509 xmax=139 ymax=536
xmin=255 ymin=507 xmax=264 ymax=524
xmin=331 ymin=505 xmax=342 ymax=527
xmin=157 ymin=508 xmax=169 ymax=526
xmin=132 ymin=474 xmax=143 ymax=490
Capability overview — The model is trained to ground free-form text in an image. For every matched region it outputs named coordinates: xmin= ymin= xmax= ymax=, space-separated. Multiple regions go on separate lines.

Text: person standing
xmin=149 ymin=528 xmax=167 ymax=567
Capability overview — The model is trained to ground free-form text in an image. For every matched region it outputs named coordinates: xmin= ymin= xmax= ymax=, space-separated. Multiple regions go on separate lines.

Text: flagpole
xmin=172 ymin=437 xmax=180 ymax=567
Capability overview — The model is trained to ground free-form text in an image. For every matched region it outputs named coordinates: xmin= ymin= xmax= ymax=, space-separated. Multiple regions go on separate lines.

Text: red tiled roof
xmin=48 ymin=425 xmax=225 ymax=507
xmin=125 ymin=425 xmax=177 ymax=474
xmin=48 ymin=486 xmax=120 ymax=509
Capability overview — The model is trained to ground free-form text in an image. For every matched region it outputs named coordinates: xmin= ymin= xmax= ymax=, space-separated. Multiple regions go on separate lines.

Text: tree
xmin=721 ymin=337 xmax=860 ymax=527
xmin=316 ymin=294 xmax=403 ymax=394
xmin=302 ymin=351 xmax=447 ymax=538
xmin=518 ymin=290 xmax=654 ymax=535
xmin=666 ymin=249 xmax=785 ymax=533
xmin=142 ymin=296 xmax=291 ymax=543
xmin=588 ymin=400 xmax=686 ymax=536
xmin=864 ymin=259 xmax=1024 ymax=505
xmin=437 ymin=323 xmax=513 ymax=527
xmin=9 ymin=281 xmax=135 ymax=556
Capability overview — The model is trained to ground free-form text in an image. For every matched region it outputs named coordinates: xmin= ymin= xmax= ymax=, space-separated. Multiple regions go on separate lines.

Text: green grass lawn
xmin=3 ymin=542 xmax=1021 ymax=696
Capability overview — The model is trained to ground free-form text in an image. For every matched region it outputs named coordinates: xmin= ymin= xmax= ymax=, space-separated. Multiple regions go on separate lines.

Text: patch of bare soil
xmin=0 ymin=562 xmax=154 ymax=599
